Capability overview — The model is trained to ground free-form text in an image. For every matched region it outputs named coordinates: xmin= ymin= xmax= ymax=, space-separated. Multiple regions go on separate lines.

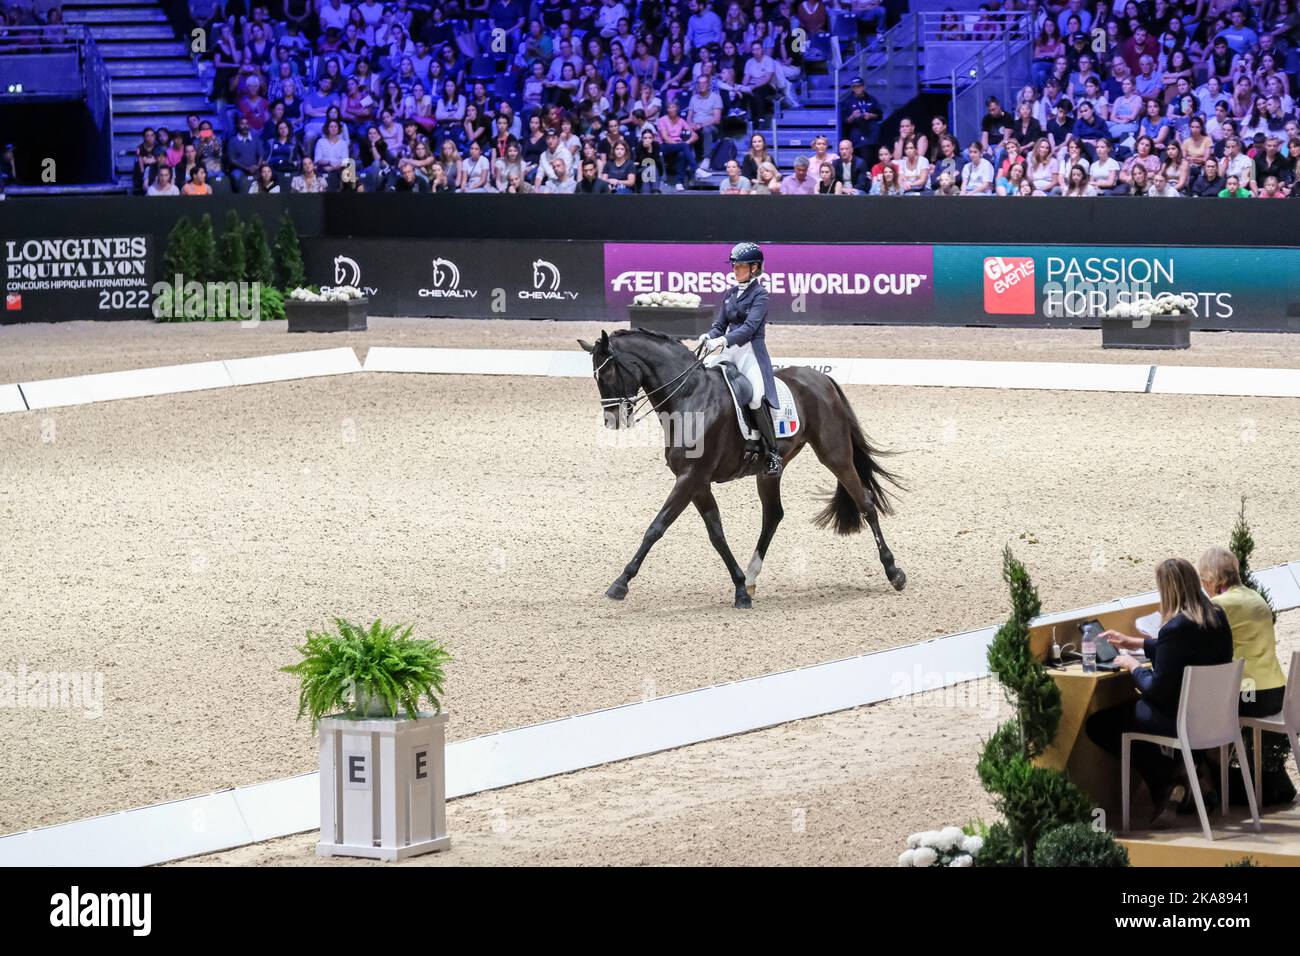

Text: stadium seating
xmin=2 ymin=0 xmax=1296 ymax=198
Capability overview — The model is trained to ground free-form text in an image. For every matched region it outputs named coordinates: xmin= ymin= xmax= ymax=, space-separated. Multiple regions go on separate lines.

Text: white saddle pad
xmin=722 ymin=374 xmax=800 ymax=441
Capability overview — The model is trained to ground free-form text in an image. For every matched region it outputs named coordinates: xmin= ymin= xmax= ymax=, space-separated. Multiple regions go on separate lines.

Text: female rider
xmin=694 ymin=242 xmax=783 ymax=476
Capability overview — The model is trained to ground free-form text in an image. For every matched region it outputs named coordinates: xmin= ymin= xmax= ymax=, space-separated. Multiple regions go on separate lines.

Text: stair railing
xmin=833 ymin=13 xmax=922 ymax=148
xmin=945 ymin=13 xmax=1033 ymax=146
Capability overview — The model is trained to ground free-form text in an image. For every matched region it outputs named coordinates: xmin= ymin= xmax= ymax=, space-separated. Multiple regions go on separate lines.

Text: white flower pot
xmin=349 ymin=681 xmax=391 ymax=718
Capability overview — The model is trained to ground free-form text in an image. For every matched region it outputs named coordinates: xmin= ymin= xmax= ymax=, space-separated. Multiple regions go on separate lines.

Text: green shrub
xmin=243 ymin=214 xmax=276 ymax=286
xmin=1230 ymin=495 xmax=1275 ymax=620
xmin=256 ymin=284 xmax=284 ymax=323
xmin=273 ymin=211 xmax=305 ymax=289
xmin=978 ymin=548 xmax=1095 ymax=864
xmin=281 ymin=618 xmax=451 ymax=732
xmin=1033 ymin=823 xmax=1130 ymax=867
xmin=216 ymin=209 xmax=246 ymax=284
xmin=191 ymin=213 xmax=217 ymax=284
xmin=161 ymin=216 xmax=196 ymax=283
xmin=974 ymin=821 xmax=1022 ymax=867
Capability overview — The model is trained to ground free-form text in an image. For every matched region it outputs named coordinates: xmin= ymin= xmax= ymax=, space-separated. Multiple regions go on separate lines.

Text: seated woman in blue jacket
xmin=1085 ymin=557 xmax=1233 ymax=825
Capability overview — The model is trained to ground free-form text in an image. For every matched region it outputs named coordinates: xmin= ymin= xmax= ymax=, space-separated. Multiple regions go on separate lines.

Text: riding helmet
xmin=728 ymin=242 xmax=764 ymax=267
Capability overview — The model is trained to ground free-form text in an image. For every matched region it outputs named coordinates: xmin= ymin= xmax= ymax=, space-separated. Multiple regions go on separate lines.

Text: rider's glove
xmin=706 ymin=336 xmax=727 ymax=351
xmin=694 ymin=332 xmax=710 ymax=347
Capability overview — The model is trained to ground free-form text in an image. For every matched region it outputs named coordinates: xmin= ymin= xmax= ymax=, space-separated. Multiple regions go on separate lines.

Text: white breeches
xmin=705 ymin=341 xmax=765 ymax=409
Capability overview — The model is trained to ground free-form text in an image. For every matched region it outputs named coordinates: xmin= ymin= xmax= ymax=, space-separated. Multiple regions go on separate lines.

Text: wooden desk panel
xmin=1041 ymin=664 xmax=1144 ymax=824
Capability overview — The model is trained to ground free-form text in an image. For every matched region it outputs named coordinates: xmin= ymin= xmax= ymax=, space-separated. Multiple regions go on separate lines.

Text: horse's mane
xmin=611 ymin=327 xmax=694 ymax=355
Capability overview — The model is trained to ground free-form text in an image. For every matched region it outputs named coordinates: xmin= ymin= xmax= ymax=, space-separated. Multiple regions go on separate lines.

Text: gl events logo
xmin=983 ymin=256 xmax=1035 ymax=314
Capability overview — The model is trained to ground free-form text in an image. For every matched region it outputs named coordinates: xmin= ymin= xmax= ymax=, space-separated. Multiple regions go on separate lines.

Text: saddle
xmin=715 ymin=362 xmax=800 ymax=442
xmin=714 ymin=362 xmax=800 ymax=482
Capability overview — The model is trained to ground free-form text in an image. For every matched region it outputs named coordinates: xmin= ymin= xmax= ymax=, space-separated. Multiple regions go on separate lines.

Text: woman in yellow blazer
xmin=1197 ymin=546 xmax=1294 ymax=805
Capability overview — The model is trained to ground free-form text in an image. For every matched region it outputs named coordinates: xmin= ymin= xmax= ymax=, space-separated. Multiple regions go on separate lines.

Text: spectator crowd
xmin=16 ymin=0 xmax=1287 ymax=197
xmin=131 ymin=0 xmax=884 ymax=194
xmin=834 ymin=0 xmax=1300 ymax=197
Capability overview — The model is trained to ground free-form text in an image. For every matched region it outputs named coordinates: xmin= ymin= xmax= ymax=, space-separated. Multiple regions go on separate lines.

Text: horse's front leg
xmin=606 ymin=473 xmax=698 ymax=600
xmin=693 ymin=486 xmax=751 ymax=609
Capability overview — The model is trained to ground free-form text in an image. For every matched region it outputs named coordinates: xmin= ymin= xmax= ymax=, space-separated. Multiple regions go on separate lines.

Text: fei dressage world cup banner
xmin=602 ymin=242 xmax=935 ymax=325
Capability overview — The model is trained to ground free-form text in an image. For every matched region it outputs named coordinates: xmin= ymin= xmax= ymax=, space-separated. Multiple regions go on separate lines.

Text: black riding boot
xmin=750 ymin=402 xmax=784 ymax=476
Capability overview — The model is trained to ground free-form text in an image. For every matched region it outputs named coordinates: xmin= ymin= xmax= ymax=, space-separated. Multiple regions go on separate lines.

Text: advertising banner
xmin=933 ymin=245 xmax=1300 ymax=332
xmin=603 ymin=242 xmax=935 ymax=325
xmin=3 ymin=235 xmax=154 ymax=322
xmin=304 ymin=239 xmax=607 ymax=320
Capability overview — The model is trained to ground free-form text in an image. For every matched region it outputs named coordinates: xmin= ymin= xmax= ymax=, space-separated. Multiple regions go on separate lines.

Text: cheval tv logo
xmin=419 ymin=257 xmax=475 ymax=299
xmin=321 ymin=254 xmax=378 ymax=297
xmin=518 ymin=258 xmax=577 ymax=301
xmin=983 ymin=256 xmax=1036 ymax=315
xmin=334 ymin=254 xmax=360 ymax=286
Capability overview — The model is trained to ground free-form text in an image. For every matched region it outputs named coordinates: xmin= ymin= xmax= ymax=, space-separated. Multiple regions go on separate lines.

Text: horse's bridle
xmin=595 ymin=341 xmax=717 ymax=426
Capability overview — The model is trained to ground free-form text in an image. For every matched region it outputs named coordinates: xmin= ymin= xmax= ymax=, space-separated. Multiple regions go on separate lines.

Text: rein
xmin=596 ymin=341 xmax=717 ymax=425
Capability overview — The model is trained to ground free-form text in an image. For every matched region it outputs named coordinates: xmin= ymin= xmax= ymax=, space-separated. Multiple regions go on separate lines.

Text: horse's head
xmin=579 ymin=330 xmax=638 ymax=429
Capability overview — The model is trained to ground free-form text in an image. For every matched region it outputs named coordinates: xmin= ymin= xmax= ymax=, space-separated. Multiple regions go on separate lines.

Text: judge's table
xmin=1029 ymin=600 xmax=1159 ymax=824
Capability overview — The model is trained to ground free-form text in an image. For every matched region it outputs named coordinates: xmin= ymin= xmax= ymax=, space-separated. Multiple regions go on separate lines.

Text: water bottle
xmin=1081 ymin=624 xmax=1097 ymax=673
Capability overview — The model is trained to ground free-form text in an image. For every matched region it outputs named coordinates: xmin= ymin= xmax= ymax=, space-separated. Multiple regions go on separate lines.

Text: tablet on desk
xmin=1080 ymin=620 xmax=1118 ymax=661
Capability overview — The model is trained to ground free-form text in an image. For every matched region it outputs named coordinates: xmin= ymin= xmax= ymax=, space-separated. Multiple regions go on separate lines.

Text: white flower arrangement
xmin=898 ymin=826 xmax=984 ymax=866
xmin=1104 ymin=292 xmax=1197 ymax=320
xmin=289 ymin=286 xmax=365 ymax=302
xmin=631 ymin=291 xmax=703 ymax=309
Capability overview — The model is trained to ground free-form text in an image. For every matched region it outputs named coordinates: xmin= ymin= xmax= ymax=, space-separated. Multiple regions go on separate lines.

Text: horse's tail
xmin=813 ymin=379 xmax=905 ymax=535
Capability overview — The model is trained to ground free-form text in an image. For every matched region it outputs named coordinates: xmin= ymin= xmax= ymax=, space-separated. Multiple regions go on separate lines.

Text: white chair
xmin=1239 ymin=651 xmax=1300 ymax=811
xmin=1122 ymin=659 xmax=1261 ymax=840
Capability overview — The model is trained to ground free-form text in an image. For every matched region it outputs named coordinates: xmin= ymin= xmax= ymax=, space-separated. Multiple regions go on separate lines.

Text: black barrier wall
xmin=309 ymin=239 xmax=608 ymax=320
xmin=4 ymin=195 xmax=1300 ymax=330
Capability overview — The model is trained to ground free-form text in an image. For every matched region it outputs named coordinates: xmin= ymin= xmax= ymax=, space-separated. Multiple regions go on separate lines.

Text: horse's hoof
xmin=889 ymin=569 xmax=907 ymax=592
xmin=745 ymin=583 xmax=756 ymax=598
xmin=606 ymin=581 xmax=628 ymax=600
xmin=734 ymin=592 xmax=752 ymax=609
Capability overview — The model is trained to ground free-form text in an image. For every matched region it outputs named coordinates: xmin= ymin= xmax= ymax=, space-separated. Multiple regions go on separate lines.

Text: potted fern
xmin=282 ymin=617 xmax=450 ymax=728
xmin=282 ymin=618 xmax=453 ymax=860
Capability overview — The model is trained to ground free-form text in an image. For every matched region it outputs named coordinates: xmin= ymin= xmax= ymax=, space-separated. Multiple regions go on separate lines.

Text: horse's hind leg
xmin=864 ymin=503 xmax=906 ymax=591
xmin=694 ymin=488 xmax=751 ymax=609
xmin=816 ymin=441 xmax=906 ymax=592
xmin=745 ymin=474 xmax=785 ymax=597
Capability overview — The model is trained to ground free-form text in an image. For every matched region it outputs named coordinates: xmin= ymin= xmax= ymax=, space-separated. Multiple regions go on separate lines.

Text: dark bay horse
xmin=579 ymin=329 xmax=906 ymax=609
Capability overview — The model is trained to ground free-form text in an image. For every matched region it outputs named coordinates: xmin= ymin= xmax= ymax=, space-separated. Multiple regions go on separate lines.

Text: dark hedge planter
xmin=627 ymin=304 xmax=716 ymax=338
xmin=286 ymin=297 xmax=369 ymax=333
xmin=1101 ymin=313 xmax=1191 ymax=349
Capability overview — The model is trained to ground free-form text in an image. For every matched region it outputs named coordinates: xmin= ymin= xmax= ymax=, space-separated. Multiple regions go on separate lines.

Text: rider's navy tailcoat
xmin=708 ymin=280 xmax=779 ymax=408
